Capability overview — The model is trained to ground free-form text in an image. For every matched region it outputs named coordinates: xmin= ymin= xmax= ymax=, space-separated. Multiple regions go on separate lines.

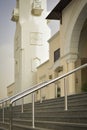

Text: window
xmin=57 ymin=87 xmax=61 ymax=97
xmin=55 ymin=83 xmax=61 ymax=98
xmin=54 ymin=48 xmax=60 ymax=62
xmin=49 ymin=75 xmax=52 ymax=79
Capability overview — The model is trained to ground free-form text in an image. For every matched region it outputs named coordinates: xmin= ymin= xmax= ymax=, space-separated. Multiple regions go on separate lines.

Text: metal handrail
xmin=10 ymin=63 xmax=87 ymax=103
xmin=0 ymin=82 xmax=47 ymax=124
xmin=1 ymin=63 xmax=87 ymax=105
xmin=0 ymin=63 xmax=87 ymax=130
xmin=0 ymin=82 xmax=47 ymax=105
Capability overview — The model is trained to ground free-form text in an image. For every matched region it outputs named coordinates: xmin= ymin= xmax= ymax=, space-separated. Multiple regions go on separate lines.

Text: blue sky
xmin=0 ymin=0 xmax=16 ymax=97
xmin=0 ymin=0 xmax=59 ymax=98
xmin=0 ymin=0 xmax=16 ymax=45
xmin=0 ymin=0 xmax=16 ymax=59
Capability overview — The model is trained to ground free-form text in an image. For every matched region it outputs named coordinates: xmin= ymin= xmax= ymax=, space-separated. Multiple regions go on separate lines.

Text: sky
xmin=0 ymin=0 xmax=16 ymax=97
xmin=0 ymin=0 xmax=59 ymax=98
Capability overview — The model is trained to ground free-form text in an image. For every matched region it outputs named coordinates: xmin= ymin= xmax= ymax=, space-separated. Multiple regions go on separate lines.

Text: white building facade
xmin=11 ymin=0 xmax=50 ymax=101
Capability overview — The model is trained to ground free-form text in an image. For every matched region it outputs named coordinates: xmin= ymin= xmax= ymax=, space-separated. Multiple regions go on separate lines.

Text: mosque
xmin=7 ymin=0 xmax=87 ymax=102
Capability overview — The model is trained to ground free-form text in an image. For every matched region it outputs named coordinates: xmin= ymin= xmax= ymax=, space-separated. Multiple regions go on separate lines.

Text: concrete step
xmin=12 ymin=93 xmax=87 ymax=113
xmin=1 ymin=119 xmax=87 ymax=130
xmin=13 ymin=109 xmax=87 ymax=123
xmin=13 ymin=119 xmax=87 ymax=130
xmin=0 ymin=93 xmax=87 ymax=130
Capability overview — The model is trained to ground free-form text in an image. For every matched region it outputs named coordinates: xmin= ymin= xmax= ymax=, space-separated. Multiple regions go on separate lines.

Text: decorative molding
xmin=30 ymin=32 xmax=43 ymax=46
xmin=31 ymin=0 xmax=43 ymax=16
xmin=11 ymin=8 xmax=19 ymax=22
xmin=60 ymin=52 xmax=78 ymax=62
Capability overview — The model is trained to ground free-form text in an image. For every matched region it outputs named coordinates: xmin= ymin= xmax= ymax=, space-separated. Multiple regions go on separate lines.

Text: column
xmin=66 ymin=54 xmax=78 ymax=95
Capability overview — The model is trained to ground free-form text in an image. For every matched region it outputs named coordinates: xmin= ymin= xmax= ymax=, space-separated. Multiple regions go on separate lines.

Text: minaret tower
xmin=11 ymin=0 xmax=50 ymax=97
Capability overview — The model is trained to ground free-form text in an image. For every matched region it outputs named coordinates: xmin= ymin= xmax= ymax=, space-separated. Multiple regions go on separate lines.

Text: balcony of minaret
xmin=31 ymin=0 xmax=43 ymax=16
xmin=11 ymin=8 xmax=19 ymax=22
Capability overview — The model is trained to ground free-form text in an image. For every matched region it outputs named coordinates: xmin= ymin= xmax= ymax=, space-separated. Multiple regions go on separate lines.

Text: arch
xmin=70 ymin=3 xmax=87 ymax=55
xmin=78 ymin=19 xmax=87 ymax=58
xmin=62 ymin=1 xmax=87 ymax=94
xmin=68 ymin=1 xmax=87 ymax=93
xmin=64 ymin=1 xmax=87 ymax=56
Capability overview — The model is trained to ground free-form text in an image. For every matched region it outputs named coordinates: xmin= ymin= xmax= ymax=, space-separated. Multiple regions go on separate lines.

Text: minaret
xmin=11 ymin=0 xmax=50 ymax=100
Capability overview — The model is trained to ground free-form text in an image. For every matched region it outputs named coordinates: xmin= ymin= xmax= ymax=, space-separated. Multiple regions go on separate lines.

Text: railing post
xmin=40 ymin=89 xmax=42 ymax=103
xmin=9 ymin=103 xmax=13 ymax=130
xmin=21 ymin=98 xmax=24 ymax=113
xmin=64 ymin=78 xmax=68 ymax=111
xmin=32 ymin=93 xmax=35 ymax=128
xmin=2 ymin=102 xmax=4 ymax=123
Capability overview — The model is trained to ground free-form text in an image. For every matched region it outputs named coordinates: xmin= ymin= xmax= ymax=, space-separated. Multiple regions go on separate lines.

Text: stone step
xmin=13 ymin=119 xmax=87 ymax=130
xmin=1 ymin=120 xmax=87 ymax=130
xmin=0 ymin=93 xmax=87 ymax=130
xmin=12 ymin=93 xmax=87 ymax=113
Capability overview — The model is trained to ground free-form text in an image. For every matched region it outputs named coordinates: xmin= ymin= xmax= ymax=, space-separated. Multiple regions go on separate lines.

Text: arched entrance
xmin=75 ymin=19 xmax=87 ymax=93
xmin=70 ymin=3 xmax=87 ymax=93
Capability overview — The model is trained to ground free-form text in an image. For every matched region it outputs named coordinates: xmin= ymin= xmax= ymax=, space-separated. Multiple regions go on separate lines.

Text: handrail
xmin=0 ymin=98 xmax=8 ymax=104
xmin=9 ymin=63 xmax=87 ymax=130
xmin=0 ymin=82 xmax=46 ymax=105
xmin=0 ymin=63 xmax=87 ymax=105
xmin=10 ymin=63 xmax=87 ymax=103
xmin=0 ymin=63 xmax=87 ymax=130
xmin=0 ymin=82 xmax=47 ymax=124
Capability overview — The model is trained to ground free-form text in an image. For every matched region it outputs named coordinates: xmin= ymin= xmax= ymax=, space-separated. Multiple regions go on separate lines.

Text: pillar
xmin=66 ymin=54 xmax=78 ymax=95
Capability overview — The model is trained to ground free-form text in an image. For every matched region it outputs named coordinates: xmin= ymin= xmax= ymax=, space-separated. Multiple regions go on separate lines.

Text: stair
xmin=0 ymin=92 xmax=87 ymax=130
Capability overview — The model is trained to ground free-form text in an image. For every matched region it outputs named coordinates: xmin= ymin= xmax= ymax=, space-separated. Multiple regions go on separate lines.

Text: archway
xmin=70 ymin=3 xmax=87 ymax=93
xmin=75 ymin=19 xmax=87 ymax=93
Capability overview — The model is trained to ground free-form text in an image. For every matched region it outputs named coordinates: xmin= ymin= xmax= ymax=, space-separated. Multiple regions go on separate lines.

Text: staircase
xmin=0 ymin=92 xmax=87 ymax=130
